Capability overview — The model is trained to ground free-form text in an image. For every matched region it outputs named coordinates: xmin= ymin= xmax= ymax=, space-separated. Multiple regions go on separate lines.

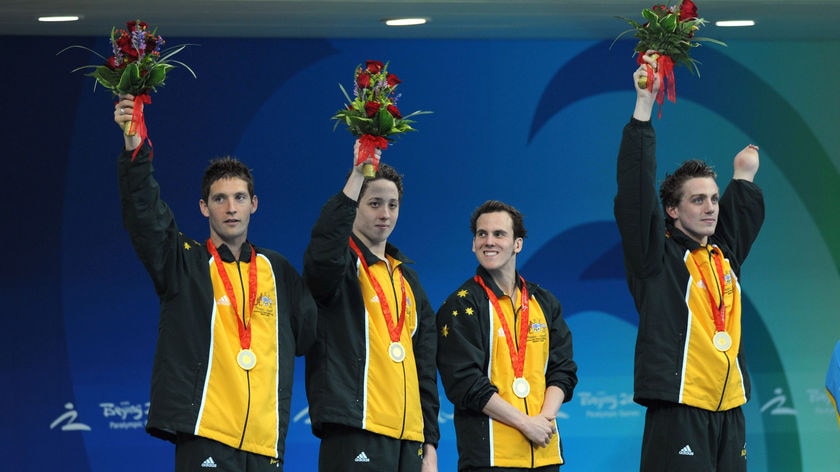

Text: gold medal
xmin=713 ymin=331 xmax=732 ymax=352
xmin=513 ymin=377 xmax=531 ymax=398
xmin=389 ymin=341 xmax=406 ymax=362
xmin=237 ymin=349 xmax=257 ymax=370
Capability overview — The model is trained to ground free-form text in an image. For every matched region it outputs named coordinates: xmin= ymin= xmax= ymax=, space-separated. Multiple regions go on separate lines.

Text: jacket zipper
xmin=389 ymin=266 xmax=408 ymax=439
xmin=707 ymin=249 xmax=731 ymax=411
xmin=236 ymin=259 xmax=252 ymax=448
xmin=509 ymin=296 xmax=536 ymax=468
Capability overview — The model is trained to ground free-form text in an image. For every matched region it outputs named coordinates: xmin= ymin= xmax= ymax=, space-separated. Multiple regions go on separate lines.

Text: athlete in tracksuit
xmin=115 ymin=95 xmax=317 ymax=471
xmin=437 ymin=200 xmax=578 ymax=471
xmin=303 ymin=149 xmax=439 ymax=471
xmin=614 ymin=55 xmax=764 ymax=471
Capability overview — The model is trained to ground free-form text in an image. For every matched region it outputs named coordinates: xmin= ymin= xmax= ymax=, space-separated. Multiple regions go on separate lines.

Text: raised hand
xmin=733 ymin=144 xmax=760 ymax=182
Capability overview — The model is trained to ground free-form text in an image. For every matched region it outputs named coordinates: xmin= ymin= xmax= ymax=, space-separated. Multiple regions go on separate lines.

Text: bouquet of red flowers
xmin=615 ymin=0 xmax=725 ymax=115
xmin=331 ymin=60 xmax=430 ymax=178
xmin=61 ymin=19 xmax=195 ymax=138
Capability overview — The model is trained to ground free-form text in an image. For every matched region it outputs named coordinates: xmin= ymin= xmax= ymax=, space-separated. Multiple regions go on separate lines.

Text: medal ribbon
xmin=349 ymin=237 xmax=407 ymax=343
xmin=207 ymin=239 xmax=258 ymax=350
xmin=474 ymin=274 xmax=530 ymax=379
xmin=692 ymin=247 xmax=727 ymax=333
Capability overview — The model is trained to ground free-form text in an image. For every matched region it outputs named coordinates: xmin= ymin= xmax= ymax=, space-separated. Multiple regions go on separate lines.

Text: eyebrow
xmin=211 ymin=191 xmax=249 ymax=198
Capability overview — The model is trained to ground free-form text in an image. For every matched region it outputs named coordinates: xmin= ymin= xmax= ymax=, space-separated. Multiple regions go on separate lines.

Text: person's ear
xmin=199 ymin=199 xmax=210 ymax=217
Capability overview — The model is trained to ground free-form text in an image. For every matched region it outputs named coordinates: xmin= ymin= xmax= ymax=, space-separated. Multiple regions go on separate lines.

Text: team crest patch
xmin=253 ymin=292 xmax=276 ymax=317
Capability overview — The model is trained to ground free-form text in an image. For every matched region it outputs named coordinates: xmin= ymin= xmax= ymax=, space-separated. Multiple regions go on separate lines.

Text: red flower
xmin=357 ymin=72 xmax=371 ymax=89
xmin=106 ymin=55 xmax=125 ymax=70
xmin=386 ymin=73 xmax=401 ymax=87
xmin=364 ymin=101 xmax=381 ymax=117
xmin=679 ymin=0 xmax=698 ymax=21
xmin=366 ymin=60 xmax=384 ymax=74
xmin=387 ymin=104 xmax=402 ymax=119
xmin=127 ymin=20 xmax=148 ymax=32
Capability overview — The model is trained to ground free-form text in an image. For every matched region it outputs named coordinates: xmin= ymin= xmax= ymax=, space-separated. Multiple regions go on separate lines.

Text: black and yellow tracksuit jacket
xmin=303 ymin=192 xmax=440 ymax=446
xmin=614 ymin=118 xmax=765 ymax=411
xmin=118 ymin=144 xmax=317 ymax=459
xmin=436 ymin=267 xmax=578 ymax=470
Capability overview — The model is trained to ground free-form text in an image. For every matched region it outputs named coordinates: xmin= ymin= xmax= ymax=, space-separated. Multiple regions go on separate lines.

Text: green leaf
xmin=692 ymin=36 xmax=728 ymax=47
xmin=377 ymin=108 xmax=395 ymax=135
xmin=338 ymin=83 xmax=353 ymax=104
xmin=641 ymin=9 xmax=659 ymax=24
xmin=91 ymin=65 xmax=121 ymax=89
xmin=148 ymin=66 xmax=167 ymax=86
xmin=117 ymin=62 xmax=143 ymax=93
xmin=56 ymin=44 xmax=109 ymax=63
xmin=169 ymin=59 xmax=198 ymax=79
xmin=116 ymin=63 xmax=135 ymax=92
xmin=401 ymin=109 xmax=433 ymax=120
xmin=660 ymin=14 xmax=678 ymax=33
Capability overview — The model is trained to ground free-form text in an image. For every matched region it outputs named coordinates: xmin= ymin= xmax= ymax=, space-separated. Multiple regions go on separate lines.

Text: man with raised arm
xmin=614 ymin=53 xmax=764 ymax=471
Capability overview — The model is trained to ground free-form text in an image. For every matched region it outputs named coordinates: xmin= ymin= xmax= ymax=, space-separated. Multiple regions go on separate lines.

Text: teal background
xmin=1 ymin=35 xmax=838 ymax=470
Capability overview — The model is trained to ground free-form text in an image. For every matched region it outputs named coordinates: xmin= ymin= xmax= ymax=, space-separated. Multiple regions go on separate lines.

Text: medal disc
xmin=237 ymin=349 xmax=257 ymax=370
xmin=512 ymin=377 xmax=531 ymax=398
xmin=389 ymin=342 xmax=406 ymax=362
xmin=713 ymin=331 xmax=732 ymax=352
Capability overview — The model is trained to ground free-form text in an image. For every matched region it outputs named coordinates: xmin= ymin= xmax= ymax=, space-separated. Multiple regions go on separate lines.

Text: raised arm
xmin=715 ymin=144 xmax=765 ymax=265
xmin=614 ymin=51 xmax=666 ymax=278
xmin=115 ymin=96 xmax=183 ymax=298
xmin=303 ymin=140 xmax=382 ymax=301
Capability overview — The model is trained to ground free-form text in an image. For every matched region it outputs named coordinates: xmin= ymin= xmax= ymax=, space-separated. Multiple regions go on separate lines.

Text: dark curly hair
xmin=359 ymin=163 xmax=404 ymax=201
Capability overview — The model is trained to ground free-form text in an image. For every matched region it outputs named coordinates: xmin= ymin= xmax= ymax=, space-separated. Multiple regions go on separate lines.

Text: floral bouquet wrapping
xmin=60 ymin=20 xmax=195 ymax=148
xmin=331 ymin=60 xmax=430 ymax=178
xmin=615 ymin=0 xmax=725 ymax=115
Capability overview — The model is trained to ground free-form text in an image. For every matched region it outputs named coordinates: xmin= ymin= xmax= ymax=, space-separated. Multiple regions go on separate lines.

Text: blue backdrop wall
xmin=2 ymin=35 xmax=839 ymax=471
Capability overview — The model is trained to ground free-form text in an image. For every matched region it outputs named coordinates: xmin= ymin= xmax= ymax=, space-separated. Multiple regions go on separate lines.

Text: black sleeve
xmin=716 ymin=179 xmax=765 ymax=270
xmin=276 ymin=255 xmax=318 ymax=356
xmin=436 ymin=282 xmax=498 ymax=413
xmin=614 ymin=118 xmax=664 ymax=279
xmin=118 ymin=143 xmax=184 ymax=298
xmin=535 ymin=287 xmax=578 ymax=401
xmin=409 ymin=275 xmax=441 ymax=446
xmin=303 ymin=192 xmax=356 ymax=302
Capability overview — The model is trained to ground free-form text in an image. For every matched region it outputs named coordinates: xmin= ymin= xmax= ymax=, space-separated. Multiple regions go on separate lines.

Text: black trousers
xmin=174 ymin=433 xmax=283 ymax=471
xmin=463 ymin=466 xmax=560 ymax=472
xmin=640 ymin=403 xmax=746 ymax=472
xmin=318 ymin=424 xmax=424 ymax=472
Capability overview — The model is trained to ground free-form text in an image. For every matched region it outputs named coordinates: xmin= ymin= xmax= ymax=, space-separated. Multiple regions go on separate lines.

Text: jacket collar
xmin=474 ymin=265 xmax=522 ymax=298
xmin=665 ymin=221 xmax=710 ymax=252
xmin=349 ymin=234 xmax=414 ymax=266
xmin=212 ymin=241 xmax=254 ymax=263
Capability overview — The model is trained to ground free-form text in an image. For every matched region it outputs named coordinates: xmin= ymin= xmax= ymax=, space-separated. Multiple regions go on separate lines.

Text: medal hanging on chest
xmin=207 ymin=240 xmax=258 ymax=370
xmin=349 ymin=238 xmax=408 ymax=363
xmin=475 ymin=274 xmax=531 ymax=398
xmin=694 ymin=247 xmax=731 ymax=352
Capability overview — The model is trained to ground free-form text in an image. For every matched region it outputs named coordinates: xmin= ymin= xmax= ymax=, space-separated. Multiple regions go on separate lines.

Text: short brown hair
xmin=201 ymin=157 xmax=254 ymax=202
xmin=659 ymin=159 xmax=716 ymax=219
xmin=359 ymin=163 xmax=404 ymax=201
xmin=470 ymin=200 xmax=527 ymax=239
